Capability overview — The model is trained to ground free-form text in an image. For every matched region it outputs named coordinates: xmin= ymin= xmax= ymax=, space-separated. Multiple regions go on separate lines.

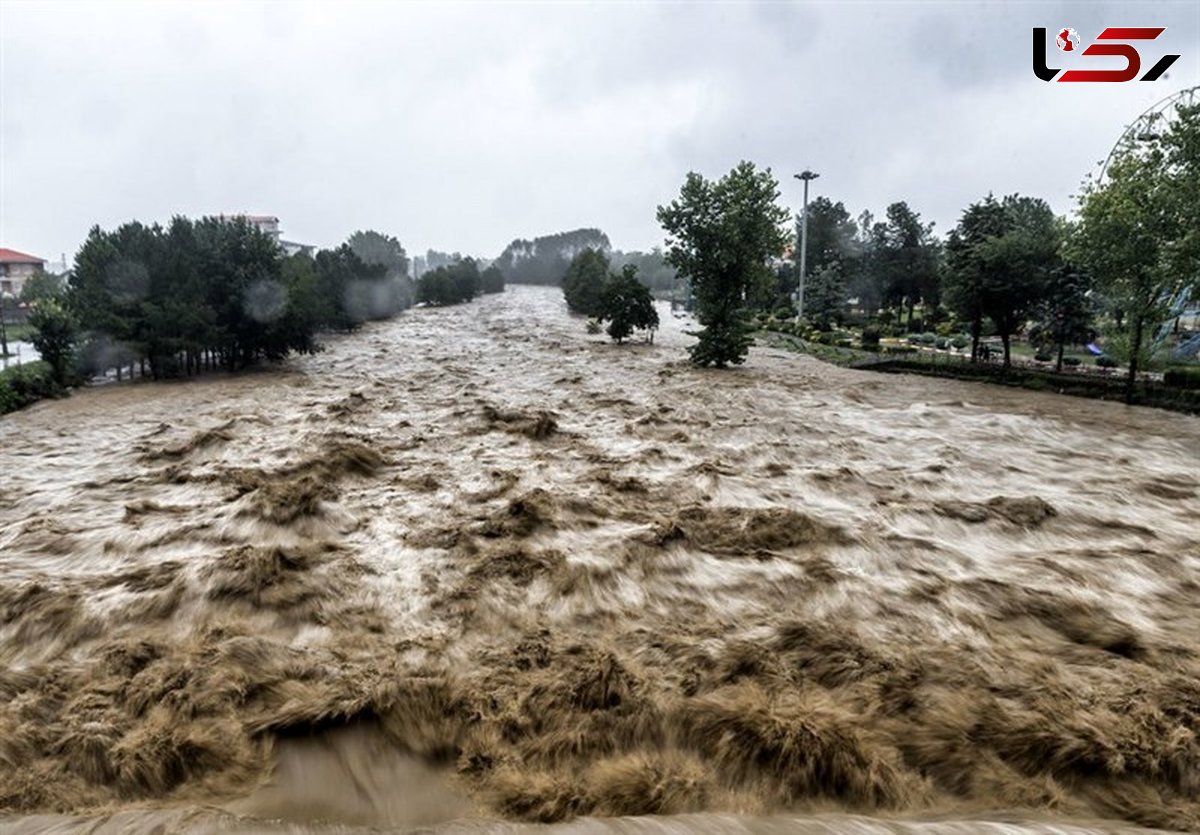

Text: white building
xmin=219 ymin=214 xmax=314 ymax=256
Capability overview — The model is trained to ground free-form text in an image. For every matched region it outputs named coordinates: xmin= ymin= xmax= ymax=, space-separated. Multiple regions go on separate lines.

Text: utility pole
xmin=0 ymin=292 xmax=8 ymax=362
xmin=793 ymin=170 xmax=819 ymax=320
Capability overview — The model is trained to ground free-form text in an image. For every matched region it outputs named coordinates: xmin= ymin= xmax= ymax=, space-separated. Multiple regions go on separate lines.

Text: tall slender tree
xmin=657 ymin=161 xmax=789 ymax=367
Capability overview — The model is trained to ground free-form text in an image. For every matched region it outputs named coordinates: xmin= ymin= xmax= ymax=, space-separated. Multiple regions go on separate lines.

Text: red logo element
xmin=1033 ymin=27 xmax=1179 ymax=82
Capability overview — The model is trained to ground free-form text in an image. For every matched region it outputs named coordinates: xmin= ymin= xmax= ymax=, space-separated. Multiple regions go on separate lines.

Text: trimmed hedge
xmin=1164 ymin=366 xmax=1200 ymax=390
xmin=0 ymin=362 xmax=63 ymax=415
xmin=855 ymin=356 xmax=1200 ymax=415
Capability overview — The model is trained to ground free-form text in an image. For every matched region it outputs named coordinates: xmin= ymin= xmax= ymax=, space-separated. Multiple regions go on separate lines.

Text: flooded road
xmin=1 ymin=285 xmax=1198 ymax=833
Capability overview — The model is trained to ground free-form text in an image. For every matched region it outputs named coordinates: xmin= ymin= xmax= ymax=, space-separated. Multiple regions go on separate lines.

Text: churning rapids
xmin=2 ymin=286 xmax=1198 ymax=835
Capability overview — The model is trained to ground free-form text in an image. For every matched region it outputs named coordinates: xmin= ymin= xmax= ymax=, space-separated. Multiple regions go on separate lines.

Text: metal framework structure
xmin=1097 ymin=85 xmax=1200 ymax=181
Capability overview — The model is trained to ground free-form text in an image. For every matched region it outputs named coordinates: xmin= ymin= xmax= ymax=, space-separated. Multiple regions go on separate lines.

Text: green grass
xmin=1 ymin=323 xmax=35 ymax=343
xmin=757 ymin=330 xmax=875 ymax=366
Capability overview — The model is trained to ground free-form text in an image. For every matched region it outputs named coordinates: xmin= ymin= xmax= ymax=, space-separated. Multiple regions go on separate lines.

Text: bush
xmin=935 ymin=337 xmax=950 ymax=350
xmin=950 ymin=336 xmax=969 ymax=350
xmin=586 ymin=319 xmax=601 ymax=335
xmin=906 ymin=335 xmax=921 ymax=345
xmin=1034 ymin=352 xmax=1053 ymax=363
xmin=919 ymin=332 xmax=937 ymax=344
xmin=836 ymin=339 xmax=852 ymax=348
xmin=773 ymin=305 xmax=795 ymax=320
xmin=1097 ymin=356 xmax=1118 ymax=368
xmin=1164 ymin=366 xmax=1200 ymax=390
xmin=0 ymin=362 xmax=62 ymax=414
xmin=860 ymin=328 xmax=881 ymax=349
xmin=1062 ymin=356 xmax=1081 ymax=367
xmin=885 ymin=345 xmax=918 ymax=355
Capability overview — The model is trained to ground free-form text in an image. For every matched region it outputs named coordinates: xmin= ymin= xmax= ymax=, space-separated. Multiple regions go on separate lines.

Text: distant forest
xmin=493 ymin=228 xmax=677 ymax=294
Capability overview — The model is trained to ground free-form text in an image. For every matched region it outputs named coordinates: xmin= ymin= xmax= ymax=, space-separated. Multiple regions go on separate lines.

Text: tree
xmin=19 ymin=271 xmax=66 ymax=306
xmin=945 ymin=195 xmax=1059 ymax=367
xmin=496 ymin=228 xmax=611 ymax=285
xmin=874 ymin=202 xmax=940 ymax=327
xmin=29 ymin=300 xmax=78 ymax=384
xmin=1161 ymin=103 xmax=1200 ymax=302
xmin=562 ymin=248 xmax=610 ymax=317
xmin=609 ymin=249 xmax=676 ymax=293
xmin=1072 ymin=103 xmax=1199 ymax=400
xmin=415 ymin=258 xmax=480 ymax=306
xmin=803 ymin=263 xmax=847 ymax=330
xmin=979 ymin=196 xmax=1058 ymax=367
xmin=657 ymin=161 xmax=789 ymax=367
xmin=448 ymin=258 xmax=481 ymax=302
xmin=1031 ymin=255 xmax=1093 ymax=372
xmin=847 ymin=210 xmax=883 ymax=316
xmin=346 ymin=230 xmax=412 ymax=314
xmin=945 ymin=196 xmax=1007 ymax=361
xmin=346 ymin=230 xmax=409 ymax=279
xmin=415 ymin=268 xmax=456 ymax=306
xmin=599 ymin=265 xmax=659 ymax=343
xmin=480 ymin=265 xmax=506 ymax=294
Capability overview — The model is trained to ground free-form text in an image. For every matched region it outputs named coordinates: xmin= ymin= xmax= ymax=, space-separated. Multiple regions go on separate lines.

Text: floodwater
xmin=1 ymin=285 xmax=1197 ymax=834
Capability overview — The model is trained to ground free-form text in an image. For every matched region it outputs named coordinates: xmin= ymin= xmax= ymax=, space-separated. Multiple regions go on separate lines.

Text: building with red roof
xmin=0 ymin=248 xmax=46 ymax=297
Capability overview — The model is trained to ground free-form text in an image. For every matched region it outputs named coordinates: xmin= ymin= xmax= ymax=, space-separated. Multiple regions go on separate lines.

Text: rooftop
xmin=0 ymin=248 xmax=45 ymax=264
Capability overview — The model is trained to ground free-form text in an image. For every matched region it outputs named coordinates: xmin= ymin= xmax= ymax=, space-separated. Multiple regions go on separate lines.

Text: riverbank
xmin=757 ymin=331 xmax=1200 ymax=416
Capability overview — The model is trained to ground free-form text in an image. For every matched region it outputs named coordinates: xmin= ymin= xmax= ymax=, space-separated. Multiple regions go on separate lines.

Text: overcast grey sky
xmin=2 ymin=1 xmax=1198 ymax=266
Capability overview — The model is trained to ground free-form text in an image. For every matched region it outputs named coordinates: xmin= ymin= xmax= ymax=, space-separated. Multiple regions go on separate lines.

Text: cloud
xmin=1 ymin=0 xmax=1197 ymax=266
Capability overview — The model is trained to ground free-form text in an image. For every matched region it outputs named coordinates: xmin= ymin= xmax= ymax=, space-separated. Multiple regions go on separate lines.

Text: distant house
xmin=0 ymin=248 xmax=46 ymax=297
xmin=217 ymin=214 xmax=314 ymax=258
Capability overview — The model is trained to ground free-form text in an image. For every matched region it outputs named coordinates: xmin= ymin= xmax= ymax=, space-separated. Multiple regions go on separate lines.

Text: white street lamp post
xmin=794 ymin=170 xmax=819 ymax=320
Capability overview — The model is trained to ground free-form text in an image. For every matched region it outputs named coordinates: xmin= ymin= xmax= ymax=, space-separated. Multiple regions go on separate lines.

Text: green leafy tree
xmin=496 ymin=228 xmax=611 ymax=285
xmin=346 ymin=230 xmax=409 ymax=278
xmin=480 ymin=265 xmax=506 ymax=294
xmin=657 ymin=161 xmax=789 ymax=367
xmin=802 ymin=197 xmax=859 ymax=277
xmin=562 ymin=248 xmax=610 ymax=317
xmin=804 ymin=262 xmax=847 ymax=330
xmin=945 ymin=196 xmax=1007 ymax=361
xmin=449 ymin=258 xmax=481 ymax=301
xmin=599 ymin=265 xmax=659 ymax=343
xmin=68 ymin=216 xmax=322 ymax=379
xmin=979 ymin=195 xmax=1059 ymax=367
xmin=19 ymin=271 xmax=66 ymax=305
xmin=346 ymin=230 xmax=412 ymax=313
xmin=874 ymin=202 xmax=940 ymax=327
xmin=1031 ymin=256 xmax=1093 ymax=372
xmin=29 ymin=300 xmax=78 ymax=384
xmin=1160 ymin=103 xmax=1200 ymax=300
xmin=415 ymin=269 xmax=456 ymax=306
xmin=847 ymin=210 xmax=884 ymax=316
xmin=946 ymin=195 xmax=1060 ymax=367
xmin=787 ymin=197 xmax=859 ymax=317
xmin=415 ymin=258 xmax=481 ymax=306
xmin=609 ymin=248 xmax=676 ymax=293
xmin=1072 ymin=104 xmax=1199 ymax=399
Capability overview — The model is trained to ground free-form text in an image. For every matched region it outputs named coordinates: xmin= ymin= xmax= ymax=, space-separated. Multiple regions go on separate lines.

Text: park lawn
xmin=1 ymin=323 xmax=36 ymax=343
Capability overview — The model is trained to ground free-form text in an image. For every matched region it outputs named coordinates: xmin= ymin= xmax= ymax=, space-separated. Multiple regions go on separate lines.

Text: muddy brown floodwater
xmin=1 ymin=285 xmax=1198 ymax=835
